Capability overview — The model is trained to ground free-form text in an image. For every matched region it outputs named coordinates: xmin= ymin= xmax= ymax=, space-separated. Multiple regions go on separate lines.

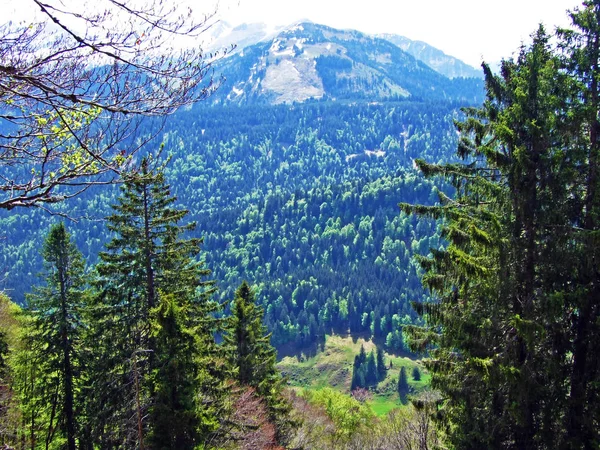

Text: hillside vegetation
xmin=0 ymin=100 xmax=469 ymax=355
xmin=278 ymin=335 xmax=429 ymax=416
xmin=6 ymin=4 xmax=600 ymax=447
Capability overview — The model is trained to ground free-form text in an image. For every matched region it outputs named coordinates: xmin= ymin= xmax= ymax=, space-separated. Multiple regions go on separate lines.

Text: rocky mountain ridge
xmin=207 ymin=22 xmax=483 ymax=105
xmin=204 ymin=21 xmax=482 ymax=83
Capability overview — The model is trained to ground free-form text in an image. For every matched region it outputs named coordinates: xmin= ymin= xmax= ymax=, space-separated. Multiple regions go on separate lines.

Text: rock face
xmin=209 ymin=22 xmax=484 ymax=105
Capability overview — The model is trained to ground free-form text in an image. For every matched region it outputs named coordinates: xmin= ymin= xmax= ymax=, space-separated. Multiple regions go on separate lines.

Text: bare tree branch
xmin=0 ymin=0 xmax=228 ymax=210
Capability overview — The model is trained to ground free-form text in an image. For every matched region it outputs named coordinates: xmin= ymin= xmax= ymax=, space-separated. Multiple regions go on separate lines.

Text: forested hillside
xmin=0 ymin=99 xmax=474 ymax=353
xmin=3 ymin=0 xmax=600 ymax=448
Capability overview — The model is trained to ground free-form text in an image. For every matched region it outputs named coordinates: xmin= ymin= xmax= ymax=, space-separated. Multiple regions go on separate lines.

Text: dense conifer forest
xmin=0 ymin=100 xmax=463 ymax=354
xmin=1 ymin=0 xmax=600 ymax=448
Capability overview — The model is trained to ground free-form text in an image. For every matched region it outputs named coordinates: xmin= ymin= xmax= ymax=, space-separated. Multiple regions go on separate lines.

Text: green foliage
xmin=289 ymin=389 xmax=442 ymax=449
xmin=20 ymin=223 xmax=88 ymax=450
xmin=223 ymin=281 xmax=292 ymax=441
xmin=0 ymin=294 xmax=23 ymax=446
xmin=225 ymin=281 xmax=275 ymax=387
xmin=366 ymin=350 xmax=378 ymax=386
xmin=0 ymin=100 xmax=458 ymax=355
xmin=376 ymin=346 xmax=387 ymax=382
xmin=147 ymin=292 xmax=201 ymax=450
xmin=351 ymin=344 xmax=389 ymax=390
xmin=404 ymin=13 xmax=600 ymax=448
xmin=412 ymin=366 xmax=421 ymax=381
xmin=85 ymin=159 xmax=223 ymax=448
xmin=304 ymin=387 xmax=374 ymax=446
xmin=397 ymin=367 xmax=409 ymax=404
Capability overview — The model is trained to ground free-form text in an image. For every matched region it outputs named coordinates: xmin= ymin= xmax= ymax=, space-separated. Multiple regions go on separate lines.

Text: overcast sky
xmin=215 ymin=0 xmax=581 ymax=67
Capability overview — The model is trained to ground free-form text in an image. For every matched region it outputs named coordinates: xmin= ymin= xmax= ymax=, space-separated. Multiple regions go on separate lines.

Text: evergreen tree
xmin=412 ymin=366 xmax=421 ymax=382
xmin=147 ymin=293 xmax=200 ymax=449
xmin=350 ymin=366 xmax=361 ymax=391
xmin=357 ymin=344 xmax=367 ymax=367
xmin=559 ymin=2 xmax=600 ymax=445
xmin=87 ymin=159 xmax=223 ymax=448
xmin=24 ymin=223 xmax=87 ymax=450
xmin=223 ymin=281 xmax=292 ymax=443
xmin=351 ymin=354 xmax=366 ymax=390
xmin=402 ymin=26 xmax=579 ymax=448
xmin=365 ymin=350 xmax=378 ymax=386
xmin=397 ymin=367 xmax=409 ymax=404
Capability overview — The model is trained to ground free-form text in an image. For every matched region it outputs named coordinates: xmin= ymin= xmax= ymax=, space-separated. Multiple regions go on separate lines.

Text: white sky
xmin=215 ymin=0 xmax=581 ymax=67
xmin=0 ymin=0 xmax=582 ymax=68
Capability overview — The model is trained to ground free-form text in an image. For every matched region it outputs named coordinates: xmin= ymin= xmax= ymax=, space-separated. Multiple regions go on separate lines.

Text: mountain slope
xmin=203 ymin=21 xmax=286 ymax=56
xmin=210 ymin=22 xmax=483 ymax=105
xmin=0 ymin=23 xmax=483 ymax=355
xmin=376 ymin=34 xmax=483 ymax=79
xmin=206 ymin=21 xmax=483 ymax=81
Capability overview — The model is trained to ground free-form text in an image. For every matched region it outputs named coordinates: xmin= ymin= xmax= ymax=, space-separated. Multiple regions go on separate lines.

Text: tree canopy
xmin=402 ymin=4 xmax=600 ymax=447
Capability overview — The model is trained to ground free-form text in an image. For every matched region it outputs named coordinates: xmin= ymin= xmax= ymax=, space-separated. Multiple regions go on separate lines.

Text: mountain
xmin=0 ymin=22 xmax=484 ymax=356
xmin=206 ymin=22 xmax=483 ymax=82
xmin=376 ymin=34 xmax=483 ymax=79
xmin=209 ymin=22 xmax=484 ymax=105
xmin=202 ymin=21 xmax=286 ymax=56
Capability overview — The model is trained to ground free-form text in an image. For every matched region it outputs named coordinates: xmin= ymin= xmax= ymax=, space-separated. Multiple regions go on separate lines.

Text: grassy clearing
xmin=277 ymin=334 xmax=429 ymax=417
xmin=369 ymin=394 xmax=400 ymax=416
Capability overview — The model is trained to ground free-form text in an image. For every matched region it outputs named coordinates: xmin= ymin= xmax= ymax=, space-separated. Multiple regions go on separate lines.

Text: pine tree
xmin=559 ymin=2 xmax=600 ymax=445
xmin=358 ymin=344 xmax=367 ymax=367
xmin=412 ymin=366 xmax=421 ymax=382
xmin=397 ymin=367 xmax=409 ymax=404
xmin=87 ymin=158 xmax=223 ymax=448
xmin=350 ymin=366 xmax=361 ymax=391
xmin=223 ymin=281 xmax=292 ymax=443
xmin=365 ymin=350 xmax=378 ymax=386
xmin=351 ymin=353 xmax=366 ymax=390
xmin=401 ymin=26 xmax=578 ymax=448
xmin=148 ymin=293 xmax=199 ymax=449
xmin=24 ymin=223 xmax=88 ymax=450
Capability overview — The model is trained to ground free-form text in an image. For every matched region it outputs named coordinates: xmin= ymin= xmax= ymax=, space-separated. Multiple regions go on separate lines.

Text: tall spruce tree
xmin=402 ymin=26 xmax=578 ymax=448
xmin=376 ymin=347 xmax=387 ymax=382
xmin=559 ymin=2 xmax=600 ymax=445
xmin=24 ymin=223 xmax=87 ymax=450
xmin=365 ymin=350 xmax=378 ymax=386
xmin=397 ymin=367 xmax=409 ymax=404
xmin=223 ymin=281 xmax=292 ymax=443
xmin=351 ymin=353 xmax=366 ymax=390
xmin=148 ymin=292 xmax=201 ymax=449
xmin=87 ymin=158 xmax=224 ymax=448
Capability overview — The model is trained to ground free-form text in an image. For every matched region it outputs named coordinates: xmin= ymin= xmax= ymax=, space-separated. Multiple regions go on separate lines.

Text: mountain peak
xmin=206 ymin=21 xmax=483 ymax=83
xmin=208 ymin=22 xmax=483 ymax=106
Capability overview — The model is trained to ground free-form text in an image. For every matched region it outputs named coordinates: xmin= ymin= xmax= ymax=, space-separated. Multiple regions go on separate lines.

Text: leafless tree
xmin=286 ymin=390 xmax=337 ymax=450
xmin=378 ymin=391 xmax=443 ymax=450
xmin=227 ymin=386 xmax=282 ymax=450
xmin=0 ymin=0 xmax=227 ymax=210
xmin=350 ymin=387 xmax=372 ymax=403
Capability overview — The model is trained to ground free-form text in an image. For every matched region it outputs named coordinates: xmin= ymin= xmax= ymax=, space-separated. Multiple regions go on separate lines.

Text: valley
xmin=0 ymin=20 xmax=484 ymax=360
xmin=0 ymin=14 xmax=486 ymax=449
